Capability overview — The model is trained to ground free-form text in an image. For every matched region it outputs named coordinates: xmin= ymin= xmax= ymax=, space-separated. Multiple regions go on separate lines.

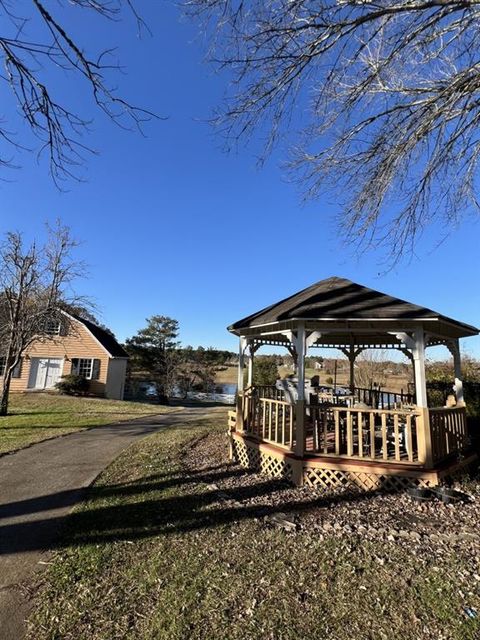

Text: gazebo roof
xmin=228 ymin=277 xmax=478 ymax=342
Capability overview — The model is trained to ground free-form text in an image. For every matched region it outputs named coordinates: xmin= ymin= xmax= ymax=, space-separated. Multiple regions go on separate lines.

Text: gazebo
xmin=227 ymin=277 xmax=478 ymax=490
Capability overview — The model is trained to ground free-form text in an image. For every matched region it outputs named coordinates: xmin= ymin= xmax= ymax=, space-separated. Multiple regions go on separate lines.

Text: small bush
xmin=325 ymin=376 xmax=333 ymax=385
xmin=56 ymin=374 xmax=89 ymax=396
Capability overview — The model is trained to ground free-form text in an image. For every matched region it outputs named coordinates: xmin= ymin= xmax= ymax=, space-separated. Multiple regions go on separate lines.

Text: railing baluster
xmin=394 ymin=413 xmax=400 ymax=461
xmin=381 ymin=413 xmax=388 ymax=460
xmin=406 ymin=414 xmax=413 ymax=462
xmin=290 ymin=406 xmax=294 ymax=447
xmin=347 ymin=410 xmax=353 ymax=456
xmin=323 ymin=409 xmax=328 ymax=454
xmin=358 ymin=411 xmax=363 ymax=458
xmin=335 ymin=410 xmax=340 ymax=456
xmin=268 ymin=402 xmax=272 ymax=441
xmin=262 ymin=401 xmax=266 ymax=440
xmin=369 ymin=413 xmax=376 ymax=460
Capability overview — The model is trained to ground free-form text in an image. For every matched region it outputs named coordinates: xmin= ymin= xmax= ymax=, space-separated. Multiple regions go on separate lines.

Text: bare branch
xmin=0 ymin=0 xmax=160 ymax=183
xmin=186 ymin=0 xmax=480 ymax=263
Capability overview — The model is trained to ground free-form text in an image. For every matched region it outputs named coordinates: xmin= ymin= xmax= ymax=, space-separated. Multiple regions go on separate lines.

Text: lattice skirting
xmin=232 ymin=437 xmax=294 ymax=482
xmin=231 ymin=434 xmax=476 ymax=491
xmin=303 ymin=467 xmax=432 ymax=492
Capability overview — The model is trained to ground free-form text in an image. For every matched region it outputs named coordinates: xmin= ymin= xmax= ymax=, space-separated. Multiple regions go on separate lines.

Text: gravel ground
xmin=183 ymin=433 xmax=480 ymax=595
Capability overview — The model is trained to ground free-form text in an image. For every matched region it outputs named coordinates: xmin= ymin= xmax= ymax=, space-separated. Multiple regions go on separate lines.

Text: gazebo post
xmin=236 ymin=336 xmax=247 ymax=432
xmin=448 ymin=339 xmax=465 ymax=406
xmin=349 ymin=352 xmax=355 ymax=393
xmin=412 ymin=329 xmax=433 ymax=467
xmin=342 ymin=346 xmax=363 ymax=393
xmin=294 ymin=324 xmax=306 ymax=453
xmin=247 ymin=341 xmax=255 ymax=387
xmin=292 ymin=324 xmax=306 ymax=485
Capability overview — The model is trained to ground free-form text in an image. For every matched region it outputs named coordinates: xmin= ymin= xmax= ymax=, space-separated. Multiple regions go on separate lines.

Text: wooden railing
xmin=429 ymin=407 xmax=469 ymax=463
xmin=253 ymin=385 xmax=285 ymax=400
xmin=305 ymin=405 xmax=419 ymax=463
xmin=351 ymin=386 xmax=415 ymax=409
xmin=243 ymin=393 xmax=295 ymax=449
xmin=237 ymin=387 xmax=469 ymax=468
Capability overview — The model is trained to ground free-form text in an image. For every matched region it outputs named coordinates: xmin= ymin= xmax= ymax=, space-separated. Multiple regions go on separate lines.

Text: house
xmin=3 ymin=312 xmax=129 ymax=400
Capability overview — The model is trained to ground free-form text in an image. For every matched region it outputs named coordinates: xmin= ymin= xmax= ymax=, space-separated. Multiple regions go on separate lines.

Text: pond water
xmin=172 ymin=383 xmax=237 ymax=405
xmin=144 ymin=382 xmax=401 ymax=408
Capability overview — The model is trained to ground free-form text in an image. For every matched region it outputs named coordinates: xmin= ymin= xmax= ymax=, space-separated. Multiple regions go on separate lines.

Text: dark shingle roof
xmin=228 ymin=277 xmax=478 ymax=336
xmin=73 ymin=315 xmax=129 ymax=358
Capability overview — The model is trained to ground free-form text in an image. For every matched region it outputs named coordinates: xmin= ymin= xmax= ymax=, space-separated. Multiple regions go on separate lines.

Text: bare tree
xmin=186 ymin=0 xmax=480 ymax=261
xmin=0 ymin=223 xmax=84 ymax=416
xmin=0 ymin=0 xmax=155 ymax=183
xmin=354 ymin=350 xmax=389 ymax=390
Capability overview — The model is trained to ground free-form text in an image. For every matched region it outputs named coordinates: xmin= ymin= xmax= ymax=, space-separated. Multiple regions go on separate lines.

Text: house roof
xmin=72 ymin=315 xmax=129 ymax=358
xmin=228 ymin=276 xmax=478 ymax=338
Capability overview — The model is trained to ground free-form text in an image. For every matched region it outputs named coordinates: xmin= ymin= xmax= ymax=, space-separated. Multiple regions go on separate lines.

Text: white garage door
xmin=27 ymin=358 xmax=64 ymax=390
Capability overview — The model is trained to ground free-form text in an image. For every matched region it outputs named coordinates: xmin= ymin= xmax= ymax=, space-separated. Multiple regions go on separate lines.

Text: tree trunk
xmin=0 ymin=370 xmax=12 ymax=416
xmin=0 ymin=337 xmax=16 ymax=417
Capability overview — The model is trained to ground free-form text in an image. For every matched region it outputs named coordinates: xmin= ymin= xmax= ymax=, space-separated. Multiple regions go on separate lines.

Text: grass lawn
xmin=27 ymin=415 xmax=480 ymax=640
xmin=0 ymin=393 xmax=175 ymax=455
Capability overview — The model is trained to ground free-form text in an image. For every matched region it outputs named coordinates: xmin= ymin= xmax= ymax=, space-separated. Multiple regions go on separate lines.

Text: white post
xmin=450 ymin=339 xmax=465 ymax=406
xmin=294 ymin=323 xmax=306 ymax=460
xmin=412 ymin=328 xmax=433 ymax=467
xmin=247 ymin=344 xmax=254 ymax=388
xmin=236 ymin=337 xmax=247 ymax=431
xmin=237 ymin=337 xmax=246 ymax=393
xmin=413 ymin=329 xmax=428 ymax=408
xmin=297 ymin=329 xmax=306 ymax=402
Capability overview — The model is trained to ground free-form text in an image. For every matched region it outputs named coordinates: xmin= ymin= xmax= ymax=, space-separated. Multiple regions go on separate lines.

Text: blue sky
xmin=1 ymin=3 xmax=479 ymax=358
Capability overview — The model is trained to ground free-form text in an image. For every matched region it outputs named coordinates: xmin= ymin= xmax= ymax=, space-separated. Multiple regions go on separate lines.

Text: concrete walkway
xmin=0 ymin=406 xmax=226 ymax=639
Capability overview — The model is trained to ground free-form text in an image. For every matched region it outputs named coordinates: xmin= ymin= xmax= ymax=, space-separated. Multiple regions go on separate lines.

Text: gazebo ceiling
xmin=228 ymin=277 xmax=478 ymax=343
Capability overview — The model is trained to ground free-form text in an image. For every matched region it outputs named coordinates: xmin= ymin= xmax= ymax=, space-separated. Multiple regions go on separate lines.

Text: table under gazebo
xmin=227 ymin=277 xmax=478 ymax=490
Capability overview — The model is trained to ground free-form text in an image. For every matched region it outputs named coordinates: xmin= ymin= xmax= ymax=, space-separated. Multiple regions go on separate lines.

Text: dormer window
xmin=44 ymin=319 xmax=61 ymax=335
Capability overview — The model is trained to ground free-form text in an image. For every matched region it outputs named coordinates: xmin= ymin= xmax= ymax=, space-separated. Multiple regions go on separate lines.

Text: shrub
xmin=56 ymin=374 xmax=89 ymax=396
xmin=252 ymin=357 xmax=279 ymax=387
xmin=325 ymin=376 xmax=333 ymax=385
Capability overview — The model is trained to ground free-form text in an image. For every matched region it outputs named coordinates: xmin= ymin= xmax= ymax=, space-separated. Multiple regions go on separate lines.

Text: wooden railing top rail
xmin=258 ymin=397 xmax=292 ymax=406
xmin=306 ymin=404 xmax=420 ymax=417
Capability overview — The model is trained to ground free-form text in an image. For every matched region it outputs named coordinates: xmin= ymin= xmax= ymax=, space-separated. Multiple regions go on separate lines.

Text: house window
xmin=0 ymin=357 xmax=22 ymax=378
xmin=44 ymin=319 xmax=62 ymax=335
xmin=71 ymin=358 xmax=100 ymax=380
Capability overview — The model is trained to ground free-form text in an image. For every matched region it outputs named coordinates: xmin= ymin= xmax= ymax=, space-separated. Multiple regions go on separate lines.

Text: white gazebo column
xmin=293 ymin=324 xmax=306 ymax=477
xmin=236 ymin=336 xmax=247 ymax=431
xmin=448 ymin=339 xmax=465 ymax=406
xmin=247 ymin=342 xmax=255 ymax=387
xmin=413 ymin=330 xmax=428 ymax=408
xmin=412 ymin=328 xmax=433 ymax=467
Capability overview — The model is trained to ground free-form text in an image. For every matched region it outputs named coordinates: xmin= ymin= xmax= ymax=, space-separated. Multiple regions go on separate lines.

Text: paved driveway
xmin=0 ymin=406 xmax=226 ymax=639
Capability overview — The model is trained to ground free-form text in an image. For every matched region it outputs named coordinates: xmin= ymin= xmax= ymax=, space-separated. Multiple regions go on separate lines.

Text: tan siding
xmin=8 ymin=320 xmax=113 ymax=397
